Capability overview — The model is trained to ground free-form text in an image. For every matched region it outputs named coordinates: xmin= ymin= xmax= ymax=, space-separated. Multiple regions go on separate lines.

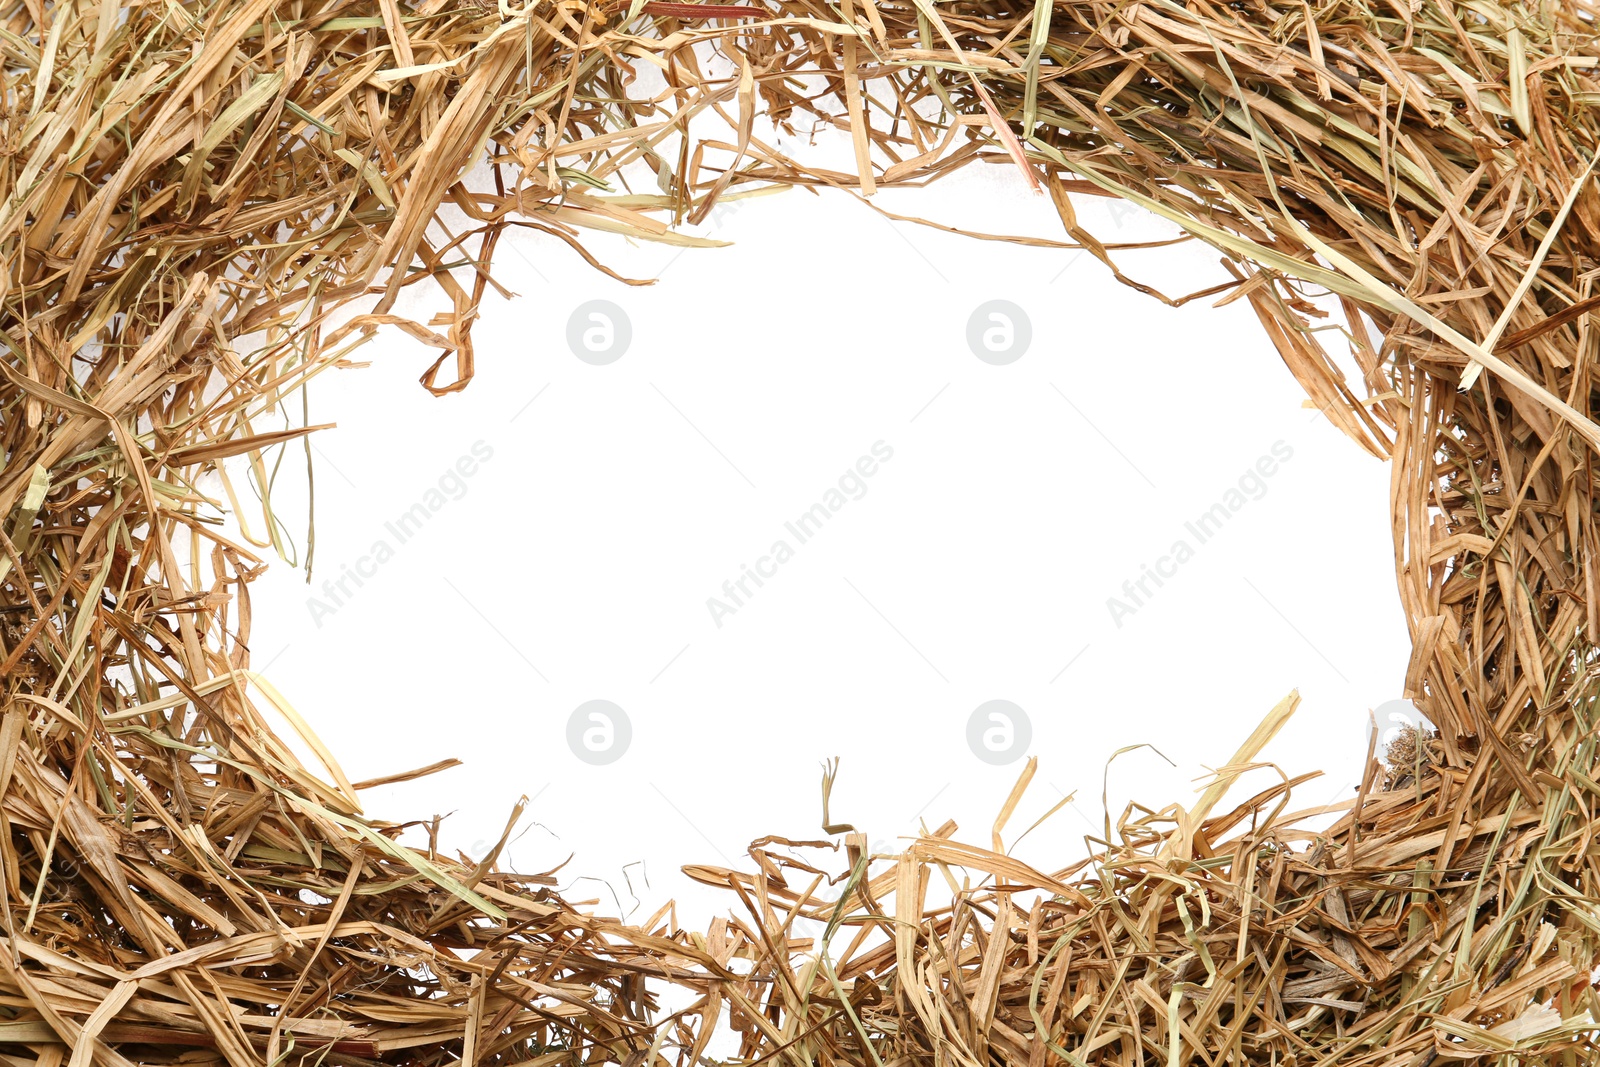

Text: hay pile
xmin=3 ymin=0 xmax=1600 ymax=1062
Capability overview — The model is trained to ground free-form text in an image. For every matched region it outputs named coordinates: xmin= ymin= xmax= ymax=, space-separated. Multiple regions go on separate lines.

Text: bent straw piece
xmin=1162 ymin=690 xmax=1299 ymax=861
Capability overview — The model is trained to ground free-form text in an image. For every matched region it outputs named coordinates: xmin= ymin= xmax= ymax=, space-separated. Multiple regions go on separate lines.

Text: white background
xmin=227 ymin=132 xmax=1409 ymax=930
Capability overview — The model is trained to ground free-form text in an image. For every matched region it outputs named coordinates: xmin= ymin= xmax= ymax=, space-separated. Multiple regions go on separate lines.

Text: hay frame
xmin=2 ymin=0 xmax=1600 ymax=1063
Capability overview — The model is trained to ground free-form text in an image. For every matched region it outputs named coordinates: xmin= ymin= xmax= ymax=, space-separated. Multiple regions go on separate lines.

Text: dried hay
xmin=2 ymin=0 xmax=1600 ymax=1063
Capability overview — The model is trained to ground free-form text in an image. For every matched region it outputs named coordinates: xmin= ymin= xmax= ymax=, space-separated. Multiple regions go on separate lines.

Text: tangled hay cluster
xmin=3 ymin=0 xmax=1600 ymax=1062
